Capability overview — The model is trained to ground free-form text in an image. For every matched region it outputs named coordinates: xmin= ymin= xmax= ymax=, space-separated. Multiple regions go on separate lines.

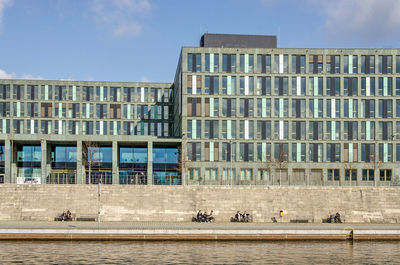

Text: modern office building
xmin=1 ymin=33 xmax=400 ymax=186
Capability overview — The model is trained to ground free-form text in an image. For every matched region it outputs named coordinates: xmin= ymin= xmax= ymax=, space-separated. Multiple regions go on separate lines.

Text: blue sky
xmin=0 ymin=0 xmax=399 ymax=82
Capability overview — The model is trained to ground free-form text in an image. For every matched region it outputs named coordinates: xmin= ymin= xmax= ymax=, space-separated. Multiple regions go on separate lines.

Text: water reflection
xmin=1 ymin=241 xmax=400 ymax=264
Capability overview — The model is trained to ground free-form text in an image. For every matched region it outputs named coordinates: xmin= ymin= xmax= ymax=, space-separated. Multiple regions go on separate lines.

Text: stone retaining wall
xmin=0 ymin=185 xmax=399 ymax=223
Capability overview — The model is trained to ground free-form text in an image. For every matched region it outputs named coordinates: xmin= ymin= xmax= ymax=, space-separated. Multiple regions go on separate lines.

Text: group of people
xmin=232 ymin=211 xmax=251 ymax=222
xmin=327 ymin=212 xmax=342 ymax=223
xmin=59 ymin=210 xmax=72 ymax=221
xmin=193 ymin=210 xmax=215 ymax=222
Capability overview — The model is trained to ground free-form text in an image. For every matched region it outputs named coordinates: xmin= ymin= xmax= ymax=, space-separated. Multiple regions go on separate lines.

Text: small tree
xmin=83 ymin=141 xmax=100 ymax=184
xmin=261 ymin=153 xmax=273 ymax=185
xmin=370 ymin=154 xmax=382 ymax=185
xmin=272 ymin=145 xmax=288 ymax=186
xmin=344 ymin=161 xmax=356 ymax=186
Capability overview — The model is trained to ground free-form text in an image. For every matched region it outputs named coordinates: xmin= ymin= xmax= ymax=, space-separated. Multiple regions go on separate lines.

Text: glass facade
xmin=178 ymin=48 xmax=400 ymax=186
xmin=0 ymin=45 xmax=399 ymax=186
xmin=16 ymin=145 xmax=41 ymax=184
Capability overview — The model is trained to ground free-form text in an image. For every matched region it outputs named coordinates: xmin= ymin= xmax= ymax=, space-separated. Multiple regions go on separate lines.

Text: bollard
xmin=345 ymin=226 xmax=354 ymax=241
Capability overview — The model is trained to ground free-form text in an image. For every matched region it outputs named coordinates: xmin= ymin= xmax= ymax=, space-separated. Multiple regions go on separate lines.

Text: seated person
xmin=207 ymin=210 xmax=214 ymax=222
xmin=242 ymin=211 xmax=250 ymax=222
xmin=196 ymin=210 xmax=202 ymax=221
xmin=328 ymin=214 xmax=335 ymax=223
xmin=66 ymin=210 xmax=72 ymax=221
xmin=234 ymin=211 xmax=241 ymax=222
xmin=202 ymin=211 xmax=208 ymax=222
xmin=59 ymin=211 xmax=66 ymax=221
xmin=335 ymin=212 xmax=342 ymax=223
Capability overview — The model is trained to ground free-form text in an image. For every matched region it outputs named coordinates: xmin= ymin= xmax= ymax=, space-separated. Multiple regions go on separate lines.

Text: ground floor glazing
xmin=0 ymin=139 xmax=398 ymax=186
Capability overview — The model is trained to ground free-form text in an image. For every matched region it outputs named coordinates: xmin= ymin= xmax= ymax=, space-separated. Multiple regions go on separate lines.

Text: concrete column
xmin=340 ymin=168 xmax=345 ymax=186
xmin=41 ymin=139 xmax=47 ymax=184
xmin=255 ymin=165 xmax=259 ymax=185
xmin=373 ymin=55 xmax=377 ymax=73
xmin=233 ymin=142 xmax=238 ymax=185
xmin=287 ymin=144 xmax=292 ymax=185
xmin=200 ymin=141 xmax=204 ymax=164
xmin=5 ymin=139 xmax=11 ymax=183
xmin=322 ymin=143 xmax=327 ymax=186
xmin=322 ymin=167 xmax=327 ymax=186
xmin=340 ymin=52 xmax=344 ymax=74
xmin=201 ymin=53 xmax=205 ymax=72
xmin=182 ymin=141 xmax=186 ymax=186
xmin=147 ymin=141 xmax=153 ymax=185
xmin=11 ymin=145 xmax=17 ymax=184
xmin=374 ymin=144 xmax=378 ymax=187
xmin=340 ymin=142 xmax=344 ymax=167
xmin=76 ymin=140 xmax=83 ymax=184
xmin=112 ymin=140 xmax=119 ymax=185
xmin=357 ymin=69 xmax=362 ymax=95
xmin=356 ymin=166 xmax=362 ymax=186
xmin=46 ymin=145 xmax=52 ymax=183
xmin=200 ymin=166 xmax=205 ymax=185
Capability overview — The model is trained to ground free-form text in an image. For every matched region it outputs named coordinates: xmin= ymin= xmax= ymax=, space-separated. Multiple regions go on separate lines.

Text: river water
xmin=1 ymin=241 xmax=400 ymax=264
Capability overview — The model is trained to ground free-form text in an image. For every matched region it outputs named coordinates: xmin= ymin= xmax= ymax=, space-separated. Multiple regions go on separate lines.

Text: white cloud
xmin=0 ymin=69 xmax=44 ymax=80
xmin=91 ymin=0 xmax=151 ymax=37
xmin=140 ymin=76 xmax=150 ymax=82
xmin=113 ymin=22 xmax=142 ymax=37
xmin=20 ymin=74 xmax=44 ymax=80
xmin=316 ymin=0 xmax=400 ymax=42
xmin=0 ymin=0 xmax=13 ymax=32
xmin=111 ymin=0 xmax=151 ymax=14
xmin=0 ymin=69 xmax=15 ymax=79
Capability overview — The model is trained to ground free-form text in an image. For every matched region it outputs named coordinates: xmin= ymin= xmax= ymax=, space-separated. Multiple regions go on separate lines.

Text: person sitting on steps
xmin=196 ymin=210 xmax=202 ymax=222
xmin=202 ymin=211 xmax=208 ymax=222
xmin=66 ymin=210 xmax=72 ymax=221
xmin=335 ymin=212 xmax=342 ymax=223
xmin=242 ymin=211 xmax=250 ymax=222
xmin=234 ymin=211 xmax=241 ymax=222
xmin=206 ymin=210 xmax=214 ymax=222
xmin=59 ymin=211 xmax=67 ymax=221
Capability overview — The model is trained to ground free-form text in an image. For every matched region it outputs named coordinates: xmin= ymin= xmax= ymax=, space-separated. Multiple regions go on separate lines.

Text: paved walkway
xmin=0 ymin=221 xmax=399 ymax=230
xmin=1 ymin=221 xmax=399 ymax=240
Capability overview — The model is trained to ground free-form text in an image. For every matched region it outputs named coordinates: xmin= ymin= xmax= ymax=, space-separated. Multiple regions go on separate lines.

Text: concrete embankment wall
xmin=0 ymin=185 xmax=400 ymax=223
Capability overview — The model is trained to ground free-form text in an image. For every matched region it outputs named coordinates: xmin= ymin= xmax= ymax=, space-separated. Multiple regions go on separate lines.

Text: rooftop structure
xmin=200 ymin=33 xmax=277 ymax=48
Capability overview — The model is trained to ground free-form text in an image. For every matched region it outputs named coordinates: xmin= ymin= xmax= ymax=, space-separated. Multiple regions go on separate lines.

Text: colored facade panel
xmin=349 ymin=55 xmax=353 ymax=74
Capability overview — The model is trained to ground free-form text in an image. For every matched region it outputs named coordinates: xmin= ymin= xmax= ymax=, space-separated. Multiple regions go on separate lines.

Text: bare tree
xmin=272 ymin=145 xmax=288 ymax=186
xmin=261 ymin=153 xmax=273 ymax=185
xmin=370 ymin=153 xmax=382 ymax=185
xmin=83 ymin=141 xmax=100 ymax=184
xmin=343 ymin=161 xmax=356 ymax=186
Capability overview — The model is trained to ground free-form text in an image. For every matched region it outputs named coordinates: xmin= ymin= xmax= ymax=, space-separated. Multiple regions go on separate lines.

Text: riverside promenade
xmin=1 ymin=221 xmax=400 ymax=241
